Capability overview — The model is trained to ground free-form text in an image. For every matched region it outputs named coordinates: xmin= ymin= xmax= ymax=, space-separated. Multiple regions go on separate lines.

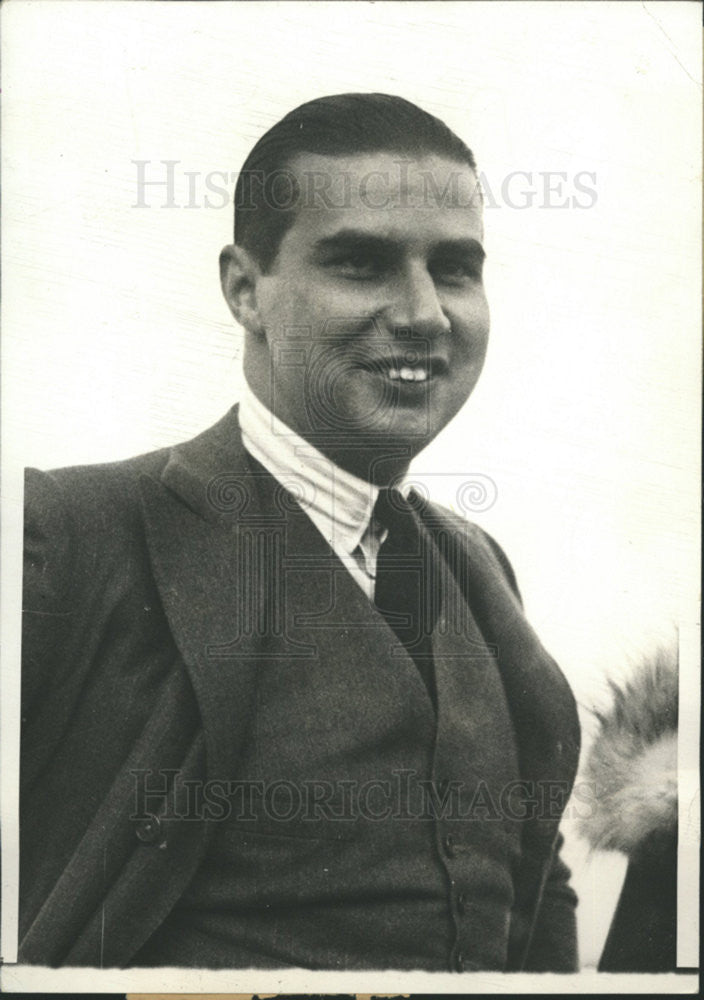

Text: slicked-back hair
xmin=233 ymin=93 xmax=477 ymax=272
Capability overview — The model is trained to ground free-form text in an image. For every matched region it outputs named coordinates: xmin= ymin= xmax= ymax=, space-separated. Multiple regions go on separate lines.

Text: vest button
xmin=456 ymin=891 xmax=467 ymax=914
xmin=455 ymin=951 xmax=465 ymax=972
xmin=443 ymin=833 xmax=456 ymax=858
xmin=135 ymin=814 xmax=164 ymax=846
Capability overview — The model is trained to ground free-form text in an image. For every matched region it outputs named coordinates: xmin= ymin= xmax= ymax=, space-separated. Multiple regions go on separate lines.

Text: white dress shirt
xmin=238 ymin=384 xmax=395 ymax=600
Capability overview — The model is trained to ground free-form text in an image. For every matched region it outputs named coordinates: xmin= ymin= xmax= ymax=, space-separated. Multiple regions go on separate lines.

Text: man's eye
xmin=330 ymin=254 xmax=385 ymax=279
xmin=432 ymin=259 xmax=482 ymax=284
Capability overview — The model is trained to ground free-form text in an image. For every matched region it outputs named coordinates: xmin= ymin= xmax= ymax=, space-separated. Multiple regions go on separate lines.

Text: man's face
xmin=249 ymin=150 xmax=489 ymax=473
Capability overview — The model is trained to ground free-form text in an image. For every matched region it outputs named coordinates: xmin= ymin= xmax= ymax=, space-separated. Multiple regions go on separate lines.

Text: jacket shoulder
xmin=22 ymin=444 xmax=176 ymax=715
xmin=23 ymin=445 xmax=172 ymax=609
xmin=423 ymin=500 xmax=522 ymax=604
xmin=25 ymin=443 xmax=172 ymax=518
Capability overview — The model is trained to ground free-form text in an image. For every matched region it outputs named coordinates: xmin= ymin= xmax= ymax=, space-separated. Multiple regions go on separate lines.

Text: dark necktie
xmin=373 ymin=488 xmax=438 ymax=708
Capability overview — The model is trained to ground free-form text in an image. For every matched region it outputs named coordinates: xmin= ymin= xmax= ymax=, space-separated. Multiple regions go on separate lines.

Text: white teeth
xmin=387 ymin=366 xmax=429 ymax=382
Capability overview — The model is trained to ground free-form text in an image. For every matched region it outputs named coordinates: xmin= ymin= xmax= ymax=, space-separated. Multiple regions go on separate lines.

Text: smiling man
xmin=20 ymin=94 xmax=580 ymax=973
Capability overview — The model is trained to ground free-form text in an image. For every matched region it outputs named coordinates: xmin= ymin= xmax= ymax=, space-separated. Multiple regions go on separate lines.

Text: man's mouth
xmin=366 ymin=356 xmax=448 ymax=384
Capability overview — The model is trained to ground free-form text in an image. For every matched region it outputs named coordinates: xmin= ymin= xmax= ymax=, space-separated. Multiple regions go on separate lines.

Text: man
xmin=20 ymin=93 xmax=580 ymax=971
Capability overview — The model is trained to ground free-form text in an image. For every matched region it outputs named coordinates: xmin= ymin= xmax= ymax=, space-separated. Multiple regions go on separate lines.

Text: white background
xmin=2 ymin=0 xmax=701 ymax=980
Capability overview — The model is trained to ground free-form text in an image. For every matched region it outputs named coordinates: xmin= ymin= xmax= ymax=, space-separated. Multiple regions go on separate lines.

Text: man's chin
xmin=349 ymin=422 xmax=435 ymax=463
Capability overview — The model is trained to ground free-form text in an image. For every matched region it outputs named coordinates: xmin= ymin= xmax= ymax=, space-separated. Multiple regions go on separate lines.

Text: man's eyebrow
xmin=312 ymin=230 xmax=486 ymax=258
xmin=312 ymin=231 xmax=397 ymax=255
xmin=431 ymin=238 xmax=486 ymax=261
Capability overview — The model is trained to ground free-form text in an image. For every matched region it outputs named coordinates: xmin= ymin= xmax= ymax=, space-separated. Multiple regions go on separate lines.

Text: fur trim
xmin=578 ymin=646 xmax=678 ymax=855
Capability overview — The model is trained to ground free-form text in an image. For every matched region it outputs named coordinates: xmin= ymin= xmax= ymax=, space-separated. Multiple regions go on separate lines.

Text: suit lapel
xmin=138 ymin=407 xmax=272 ymax=783
xmin=421 ymin=502 xmax=580 ymax=795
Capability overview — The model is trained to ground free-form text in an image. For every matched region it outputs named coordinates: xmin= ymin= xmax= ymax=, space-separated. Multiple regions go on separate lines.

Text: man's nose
xmin=385 ymin=264 xmax=451 ymax=339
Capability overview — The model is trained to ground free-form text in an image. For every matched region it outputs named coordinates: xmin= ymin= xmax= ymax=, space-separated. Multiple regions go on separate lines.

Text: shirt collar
xmin=238 ymin=382 xmax=379 ymax=555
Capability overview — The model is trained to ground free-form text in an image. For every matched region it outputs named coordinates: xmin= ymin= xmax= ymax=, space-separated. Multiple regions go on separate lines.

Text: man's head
xmin=221 ymin=93 xmax=489 ymax=483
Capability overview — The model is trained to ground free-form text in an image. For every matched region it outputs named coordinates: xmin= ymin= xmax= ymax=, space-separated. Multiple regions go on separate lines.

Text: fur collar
xmin=578 ymin=647 xmax=678 ymax=855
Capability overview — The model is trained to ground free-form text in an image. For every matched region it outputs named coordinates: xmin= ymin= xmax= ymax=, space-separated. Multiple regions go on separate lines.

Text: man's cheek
xmin=317 ymin=313 xmax=380 ymax=343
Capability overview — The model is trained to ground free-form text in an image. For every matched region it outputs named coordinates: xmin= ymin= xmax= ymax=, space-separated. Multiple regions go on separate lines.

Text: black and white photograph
xmin=1 ymin=1 xmax=700 ymax=994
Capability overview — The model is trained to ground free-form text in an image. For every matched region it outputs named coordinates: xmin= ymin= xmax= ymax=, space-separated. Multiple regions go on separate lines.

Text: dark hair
xmin=233 ymin=93 xmax=477 ymax=272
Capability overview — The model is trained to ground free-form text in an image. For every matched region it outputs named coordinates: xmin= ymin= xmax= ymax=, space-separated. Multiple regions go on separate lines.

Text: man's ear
xmin=219 ymin=244 xmax=265 ymax=336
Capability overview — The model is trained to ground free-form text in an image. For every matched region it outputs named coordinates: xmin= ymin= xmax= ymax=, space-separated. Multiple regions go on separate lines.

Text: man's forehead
xmin=287 ymin=149 xmax=481 ymax=212
xmin=277 ymin=150 xmax=484 ymax=252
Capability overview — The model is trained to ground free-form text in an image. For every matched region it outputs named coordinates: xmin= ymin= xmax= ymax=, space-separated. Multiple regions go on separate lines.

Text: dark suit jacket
xmin=20 ymin=406 xmax=581 ymax=969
